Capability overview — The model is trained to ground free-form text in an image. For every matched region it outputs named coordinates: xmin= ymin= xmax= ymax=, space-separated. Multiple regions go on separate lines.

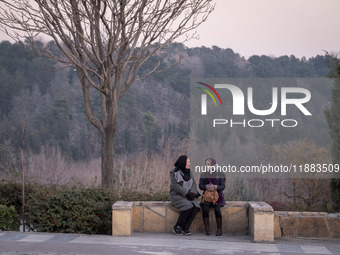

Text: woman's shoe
xmin=182 ymin=228 xmax=191 ymax=236
xmin=203 ymin=217 xmax=211 ymax=235
xmin=172 ymin=225 xmax=183 ymax=235
xmin=216 ymin=218 xmax=222 ymax=236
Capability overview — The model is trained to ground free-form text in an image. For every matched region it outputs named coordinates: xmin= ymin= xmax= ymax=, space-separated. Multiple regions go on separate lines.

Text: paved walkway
xmin=0 ymin=231 xmax=339 ymax=255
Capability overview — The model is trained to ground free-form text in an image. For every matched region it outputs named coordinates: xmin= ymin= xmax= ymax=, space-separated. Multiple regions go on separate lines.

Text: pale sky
xmin=1 ymin=0 xmax=339 ymax=59
xmin=184 ymin=0 xmax=340 ymax=58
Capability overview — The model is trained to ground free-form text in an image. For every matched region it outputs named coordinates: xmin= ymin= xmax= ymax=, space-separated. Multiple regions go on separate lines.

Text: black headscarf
xmin=174 ymin=155 xmax=190 ymax=181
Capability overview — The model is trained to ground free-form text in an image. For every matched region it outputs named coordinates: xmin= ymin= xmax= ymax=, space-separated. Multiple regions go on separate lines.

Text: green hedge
xmin=25 ymin=186 xmax=117 ymax=234
xmin=0 ymin=205 xmax=20 ymax=231
xmin=0 ymin=181 xmax=169 ymax=234
xmin=331 ymin=178 xmax=340 ymax=212
xmin=0 ymin=181 xmax=25 ymax=213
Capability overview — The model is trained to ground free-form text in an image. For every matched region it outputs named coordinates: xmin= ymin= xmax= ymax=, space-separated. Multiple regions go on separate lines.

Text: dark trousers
xmin=175 ymin=206 xmax=200 ymax=231
xmin=201 ymin=202 xmax=222 ymax=219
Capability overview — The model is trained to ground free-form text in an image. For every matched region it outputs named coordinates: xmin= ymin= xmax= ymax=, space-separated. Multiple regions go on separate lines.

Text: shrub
xmin=225 ymin=178 xmax=260 ymax=201
xmin=26 ymin=186 xmax=117 ymax=234
xmin=0 ymin=181 xmax=169 ymax=235
xmin=331 ymin=178 xmax=340 ymax=212
xmin=0 ymin=181 xmax=23 ymax=213
xmin=0 ymin=180 xmax=38 ymax=215
xmin=0 ymin=205 xmax=20 ymax=231
xmin=266 ymin=201 xmax=292 ymax=211
xmin=120 ymin=188 xmax=169 ymax=202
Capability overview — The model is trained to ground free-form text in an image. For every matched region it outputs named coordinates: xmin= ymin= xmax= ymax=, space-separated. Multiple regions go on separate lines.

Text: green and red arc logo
xmin=196 ymin=82 xmax=222 ymax=106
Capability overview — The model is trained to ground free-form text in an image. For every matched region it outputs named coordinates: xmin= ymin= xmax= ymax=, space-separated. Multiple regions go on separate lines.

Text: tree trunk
xmin=101 ymin=127 xmax=115 ymax=189
xmin=100 ymin=85 xmax=118 ymax=189
xmin=19 ymin=146 xmax=25 ymax=232
xmin=80 ymin=74 xmax=119 ymax=189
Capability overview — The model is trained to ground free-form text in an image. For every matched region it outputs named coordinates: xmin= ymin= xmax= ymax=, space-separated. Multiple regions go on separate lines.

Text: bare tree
xmin=0 ymin=0 xmax=214 ymax=188
xmin=3 ymin=121 xmax=38 ymax=232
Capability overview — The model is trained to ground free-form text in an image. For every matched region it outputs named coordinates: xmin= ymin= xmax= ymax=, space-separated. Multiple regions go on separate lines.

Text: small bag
xmin=201 ymin=190 xmax=219 ymax=204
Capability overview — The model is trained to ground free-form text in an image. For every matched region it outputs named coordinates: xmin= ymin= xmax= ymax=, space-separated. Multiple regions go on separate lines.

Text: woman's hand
xmin=186 ymin=192 xmax=197 ymax=201
xmin=206 ymin=184 xmax=216 ymax=191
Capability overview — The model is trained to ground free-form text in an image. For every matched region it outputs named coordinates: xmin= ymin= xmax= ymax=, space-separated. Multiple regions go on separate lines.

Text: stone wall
xmin=132 ymin=201 xmax=249 ymax=235
xmin=274 ymin=211 xmax=340 ymax=239
xmin=112 ymin=201 xmax=275 ymax=242
xmin=112 ymin=201 xmax=340 ymax=241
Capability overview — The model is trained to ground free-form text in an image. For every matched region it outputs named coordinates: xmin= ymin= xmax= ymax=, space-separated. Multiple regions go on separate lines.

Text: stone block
xmin=287 ymin=211 xmax=301 ymax=217
xmin=249 ymin=202 xmax=273 ymax=212
xmin=327 ymin=218 xmax=340 ymax=238
xmin=252 ymin=213 xmax=274 ymax=242
xmin=249 ymin=202 xmax=274 ymax=242
xmin=112 ymin=201 xmax=134 ymax=210
xmin=281 ymin=217 xmax=296 ymax=238
xmin=112 ymin=210 xmax=132 ymax=236
xmin=296 ymin=217 xmax=330 ymax=238
xmin=313 ymin=217 xmax=330 ymax=238
xmin=166 ymin=207 xmax=179 ymax=233
xmin=328 ymin=213 xmax=340 ymax=218
xmin=229 ymin=206 xmax=244 ymax=215
xmin=274 ymin=211 xmax=288 ymax=217
xmin=226 ymin=201 xmax=249 ymax=207
xmin=274 ymin=216 xmax=281 ymax=238
xmin=112 ymin=201 xmax=134 ymax=236
xmin=135 ymin=201 xmax=153 ymax=207
xmin=144 ymin=207 xmax=166 ymax=232
xmin=221 ymin=207 xmax=228 ymax=232
xmin=132 ymin=206 xmax=143 ymax=232
xmin=190 ymin=214 xmax=205 ymax=233
xmin=301 ymin=212 xmax=319 ymax=217
xmin=228 ymin=207 xmax=248 ymax=234
xmin=147 ymin=206 xmax=166 ymax=217
xmin=249 ymin=209 xmax=254 ymax=236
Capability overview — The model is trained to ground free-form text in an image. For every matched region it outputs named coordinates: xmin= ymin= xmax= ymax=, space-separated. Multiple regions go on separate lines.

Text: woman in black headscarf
xmin=169 ymin=155 xmax=200 ymax=236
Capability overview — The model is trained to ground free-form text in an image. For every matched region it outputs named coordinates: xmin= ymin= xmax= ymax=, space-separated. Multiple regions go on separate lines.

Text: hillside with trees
xmin=0 ymin=41 xmax=331 ymax=160
xmin=0 ymin=41 xmax=335 ymax=211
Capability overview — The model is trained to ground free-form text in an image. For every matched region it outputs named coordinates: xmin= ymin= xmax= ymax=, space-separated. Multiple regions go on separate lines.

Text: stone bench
xmin=112 ymin=201 xmax=274 ymax=242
